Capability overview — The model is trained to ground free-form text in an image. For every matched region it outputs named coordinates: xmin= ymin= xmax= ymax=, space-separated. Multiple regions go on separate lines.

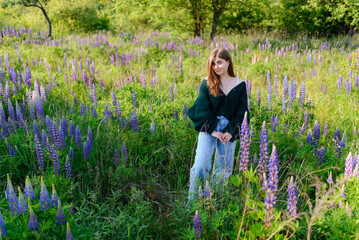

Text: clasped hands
xmin=211 ymin=131 xmax=232 ymax=144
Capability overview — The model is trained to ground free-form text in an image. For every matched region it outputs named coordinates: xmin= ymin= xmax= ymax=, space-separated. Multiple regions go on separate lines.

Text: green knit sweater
xmin=188 ymin=79 xmax=249 ymax=141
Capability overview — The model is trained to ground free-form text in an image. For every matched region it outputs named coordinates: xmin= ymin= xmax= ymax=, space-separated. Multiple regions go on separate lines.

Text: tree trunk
xmin=210 ymin=10 xmax=220 ymax=40
xmin=39 ymin=6 xmax=51 ymax=38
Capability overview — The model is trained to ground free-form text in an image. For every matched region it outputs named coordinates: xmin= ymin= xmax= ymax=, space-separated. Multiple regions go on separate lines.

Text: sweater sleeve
xmin=223 ymin=83 xmax=250 ymax=140
xmin=188 ymin=80 xmax=218 ymax=133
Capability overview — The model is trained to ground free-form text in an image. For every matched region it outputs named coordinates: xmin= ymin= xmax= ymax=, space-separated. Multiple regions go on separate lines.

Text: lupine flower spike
xmin=287 ymin=176 xmax=297 ymax=219
xmin=198 ymin=185 xmax=204 ymax=199
xmin=66 ymin=223 xmax=75 ymax=240
xmin=40 ymin=177 xmax=50 ymax=211
xmin=340 ymin=185 xmax=346 ymax=198
xmin=204 ymin=180 xmax=212 ymax=198
xmin=344 ymin=152 xmax=353 ymax=180
xmin=193 ymin=210 xmax=203 ymax=238
xmin=28 ymin=198 xmax=39 ymax=231
xmin=56 ymin=200 xmax=66 ymax=225
xmin=18 ymin=187 xmax=28 ymax=214
xmin=51 ymin=184 xmax=59 ymax=207
xmin=239 ymin=112 xmax=250 ymax=172
xmin=24 ymin=176 xmax=35 ymax=201
xmin=0 ymin=211 xmax=6 ymax=236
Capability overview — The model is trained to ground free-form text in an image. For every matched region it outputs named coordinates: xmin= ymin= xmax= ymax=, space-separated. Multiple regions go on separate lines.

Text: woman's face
xmin=212 ymin=56 xmax=229 ymax=76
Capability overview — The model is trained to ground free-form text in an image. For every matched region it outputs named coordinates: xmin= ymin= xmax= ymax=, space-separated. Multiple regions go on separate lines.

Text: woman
xmin=187 ymin=48 xmax=249 ymax=200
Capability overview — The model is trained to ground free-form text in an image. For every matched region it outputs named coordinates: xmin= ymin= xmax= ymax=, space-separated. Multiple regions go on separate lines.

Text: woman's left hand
xmin=222 ymin=132 xmax=232 ymax=143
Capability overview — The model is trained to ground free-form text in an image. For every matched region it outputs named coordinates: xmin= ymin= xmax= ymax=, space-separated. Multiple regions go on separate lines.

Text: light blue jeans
xmin=188 ymin=116 xmax=237 ymax=200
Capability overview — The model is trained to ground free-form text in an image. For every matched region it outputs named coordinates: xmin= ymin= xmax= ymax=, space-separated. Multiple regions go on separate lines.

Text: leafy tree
xmin=210 ymin=0 xmax=229 ymax=40
xmin=21 ymin=0 xmax=52 ymax=38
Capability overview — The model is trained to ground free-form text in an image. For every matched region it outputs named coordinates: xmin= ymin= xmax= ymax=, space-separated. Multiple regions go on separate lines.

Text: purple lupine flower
xmin=28 ymin=205 xmax=39 ymax=231
xmin=193 ymin=210 xmax=203 ymax=238
xmin=40 ymin=177 xmax=50 ymax=211
xmin=327 ymin=171 xmax=334 ymax=184
xmin=6 ymin=176 xmax=19 ymax=216
xmin=114 ymin=149 xmax=120 ymax=165
xmin=183 ymin=104 xmax=187 ymax=119
xmin=75 ymin=125 xmax=82 ymax=147
xmin=334 ymin=128 xmax=341 ymax=142
xmin=198 ymin=185 xmax=204 ymax=198
xmin=34 ymin=135 xmax=45 ymax=171
xmin=340 ymin=185 xmax=346 ymax=198
xmin=340 ymin=131 xmax=347 ymax=148
xmin=169 ymin=84 xmax=174 ymax=101
xmin=79 ymin=102 xmax=85 ymax=116
xmin=263 ymin=173 xmax=276 ymax=226
xmin=174 ymin=108 xmax=178 ymax=120
xmin=50 ymin=145 xmax=61 ymax=177
xmin=268 ymin=145 xmax=279 ymax=193
xmin=287 ymin=176 xmax=297 ymax=219
xmin=1 ymin=117 xmax=9 ymax=138
xmin=15 ymin=101 xmax=24 ymax=128
xmin=29 ymin=102 xmax=36 ymax=120
xmin=324 ymin=122 xmax=328 ymax=138
xmin=132 ymin=91 xmax=137 ymax=110
xmin=204 ymin=180 xmax=212 ymax=198
xmin=313 ymin=120 xmax=320 ymax=147
xmin=317 ymin=147 xmax=326 ymax=165
xmin=7 ymin=98 xmax=16 ymax=123
xmin=87 ymin=126 xmax=93 ymax=150
xmin=299 ymin=82 xmax=306 ymax=106
xmin=122 ymin=142 xmax=128 ymax=161
xmin=112 ymin=89 xmax=116 ymax=106
xmin=45 ymin=115 xmax=53 ymax=142
xmin=24 ymin=176 xmax=35 ymax=201
xmin=7 ymin=117 xmax=15 ymax=134
xmin=258 ymin=121 xmax=269 ymax=181
xmin=344 ymin=152 xmax=353 ymax=179
xmin=119 ymin=117 xmax=124 ymax=128
xmin=131 ymin=111 xmax=140 ymax=133
xmin=36 ymin=98 xmax=45 ymax=120
xmin=56 ymin=200 xmax=66 ymax=225
xmin=303 ymin=108 xmax=309 ymax=130
xmin=18 ymin=187 xmax=28 ymax=214
xmin=306 ymin=130 xmax=313 ymax=146
xmin=270 ymin=115 xmax=276 ymax=132
xmin=339 ymin=201 xmax=344 ymax=208
xmin=5 ymin=139 xmax=16 ymax=157
xmin=150 ymin=120 xmax=155 ymax=136
xmin=33 ymin=120 xmax=41 ymax=140
xmin=51 ymin=184 xmax=59 ymax=207
xmin=92 ymin=106 xmax=98 ymax=118
xmin=65 ymin=156 xmax=72 ymax=180
xmin=346 ymin=203 xmax=353 ymax=217
xmin=83 ymin=141 xmax=89 ymax=160
xmin=52 ymin=121 xmax=60 ymax=148
xmin=59 ymin=126 xmax=66 ymax=150
xmin=66 ymin=223 xmax=75 ymax=240
xmin=0 ymin=102 xmax=6 ymax=122
xmin=239 ymin=112 xmax=250 ymax=171
xmin=354 ymin=127 xmax=357 ymax=136
xmin=0 ymin=212 xmax=6 ymax=236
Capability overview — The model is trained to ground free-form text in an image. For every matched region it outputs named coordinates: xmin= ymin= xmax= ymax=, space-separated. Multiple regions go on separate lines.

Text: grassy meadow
xmin=0 ymin=27 xmax=358 ymax=239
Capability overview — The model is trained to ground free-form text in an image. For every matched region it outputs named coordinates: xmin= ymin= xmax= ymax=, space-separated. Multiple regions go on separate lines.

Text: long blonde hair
xmin=206 ymin=48 xmax=235 ymax=97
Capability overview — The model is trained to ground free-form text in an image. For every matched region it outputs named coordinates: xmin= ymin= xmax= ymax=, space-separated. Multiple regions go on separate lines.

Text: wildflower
xmin=339 ymin=201 xmax=344 ymax=208
xmin=323 ymin=122 xmax=328 ymax=138
xmin=6 ymin=176 xmax=19 ymax=216
xmin=173 ymin=108 xmax=178 ymax=120
xmin=299 ymin=82 xmax=306 ymax=106
xmin=66 ymin=223 xmax=75 ymax=240
xmin=344 ymin=152 xmax=353 ymax=179
xmin=24 ymin=176 xmax=35 ymax=201
xmin=40 ymin=177 xmax=51 ymax=211
xmin=239 ymin=112 xmax=250 ymax=171
xmin=327 ymin=171 xmax=334 ymax=184
xmin=313 ymin=120 xmax=320 ymax=147
xmin=131 ymin=111 xmax=140 ymax=133
xmin=65 ymin=156 xmax=72 ymax=180
xmin=193 ymin=210 xmax=203 ymax=238
xmin=346 ymin=203 xmax=353 ymax=217
xmin=79 ymin=102 xmax=85 ymax=116
xmin=5 ymin=139 xmax=16 ymax=157
xmin=75 ymin=126 xmax=82 ymax=148
xmin=263 ymin=173 xmax=276 ymax=226
xmin=150 ymin=120 xmax=155 ymax=136
xmin=306 ymin=130 xmax=313 ymax=146
xmin=0 ymin=212 xmax=6 ymax=236
xmin=169 ymin=84 xmax=174 ymax=101
xmin=112 ymin=89 xmax=116 ymax=106
xmin=51 ymin=184 xmax=59 ymax=207
xmin=56 ymin=200 xmax=66 ymax=225
xmin=340 ymin=131 xmax=347 ymax=148
xmin=204 ymin=181 xmax=212 ymax=198
xmin=268 ymin=145 xmax=279 ymax=193
xmin=317 ymin=147 xmax=326 ymax=165
xmin=49 ymin=145 xmax=60 ymax=177
xmin=198 ymin=185 xmax=204 ymax=198
xmin=122 ymin=142 xmax=128 ymax=161
xmin=28 ymin=204 xmax=39 ymax=231
xmin=183 ymin=104 xmax=187 ymax=119
xmin=132 ymin=91 xmax=137 ymax=109
xmin=287 ymin=176 xmax=297 ymax=219
xmin=258 ymin=121 xmax=268 ymax=181
xmin=257 ymin=88 xmax=261 ymax=106
xmin=34 ymin=135 xmax=44 ymax=171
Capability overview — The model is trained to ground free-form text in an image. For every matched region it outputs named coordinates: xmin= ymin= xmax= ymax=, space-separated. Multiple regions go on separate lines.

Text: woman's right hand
xmin=211 ymin=131 xmax=224 ymax=142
